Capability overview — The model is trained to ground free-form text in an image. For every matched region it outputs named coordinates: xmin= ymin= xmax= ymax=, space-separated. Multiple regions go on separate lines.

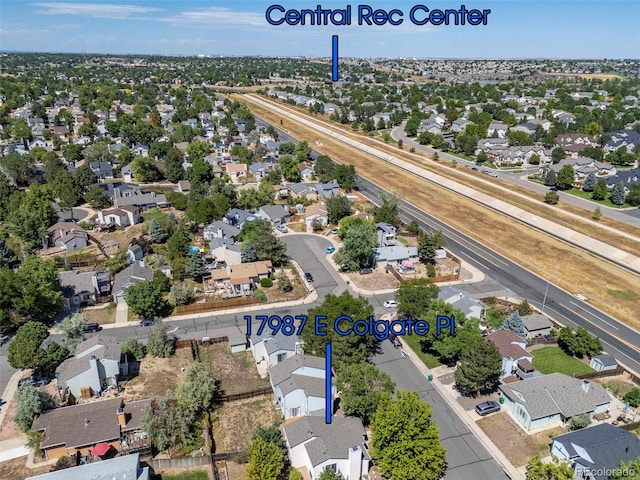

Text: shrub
xmin=426 ymin=264 xmax=436 ymax=277
xmin=121 ymin=338 xmax=146 ymax=360
xmin=260 ymin=277 xmax=274 ymax=288
xmin=569 ymin=413 xmax=591 ymax=430
xmin=254 ymin=290 xmax=267 ymax=303
xmin=278 ymin=274 xmax=293 ymax=292
xmin=623 ymin=387 xmax=640 ymax=408
xmin=544 ymin=191 xmax=559 ymax=204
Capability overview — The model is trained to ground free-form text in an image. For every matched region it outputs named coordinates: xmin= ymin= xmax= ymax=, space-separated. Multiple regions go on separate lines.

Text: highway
xmin=254 ymin=112 xmax=640 ymax=375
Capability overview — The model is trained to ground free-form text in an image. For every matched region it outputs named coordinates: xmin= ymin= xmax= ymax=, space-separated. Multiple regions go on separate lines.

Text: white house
xmin=499 ymin=374 xmax=611 ymax=432
xmin=487 ymin=122 xmax=509 ymax=138
xmin=282 ymin=416 xmax=370 ymax=480
xmin=56 ymin=335 xmax=128 ymax=398
xmin=97 ymin=206 xmax=141 ymax=227
xmin=268 ymin=354 xmax=335 ymax=419
xmin=251 ymin=330 xmax=303 ymax=375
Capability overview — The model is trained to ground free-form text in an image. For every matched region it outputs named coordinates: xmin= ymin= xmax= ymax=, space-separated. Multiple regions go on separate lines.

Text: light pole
xmin=541 ymin=282 xmax=550 ymax=313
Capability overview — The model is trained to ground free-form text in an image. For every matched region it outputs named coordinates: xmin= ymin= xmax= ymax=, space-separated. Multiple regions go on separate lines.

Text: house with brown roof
xmin=225 ymin=162 xmax=247 ymax=183
xmin=202 ymin=260 xmax=273 ymax=295
xmin=47 ymin=222 xmax=89 ymax=252
xmin=486 ymin=330 xmax=534 ymax=381
xmin=32 ymin=397 xmax=152 ymax=460
xmin=56 ymin=335 xmax=128 ymax=399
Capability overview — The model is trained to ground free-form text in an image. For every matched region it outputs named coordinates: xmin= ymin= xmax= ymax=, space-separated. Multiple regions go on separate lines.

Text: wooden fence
xmin=575 ymin=366 xmax=626 ymax=380
xmin=619 ymin=421 xmax=640 ymax=432
xmin=174 ymin=297 xmax=262 ymax=314
xmin=527 ymin=337 xmax=558 ymax=347
xmin=148 ymin=455 xmax=212 ymax=470
xmin=220 ymin=387 xmax=272 ymax=403
xmin=211 ymin=451 xmax=246 ymax=462
xmin=175 ymin=336 xmax=229 ymax=349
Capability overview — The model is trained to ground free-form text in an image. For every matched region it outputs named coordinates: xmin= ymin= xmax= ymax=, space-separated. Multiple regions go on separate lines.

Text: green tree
xmin=626 ymin=184 xmax=640 ymax=207
xmin=184 ymin=252 xmax=207 ymax=281
xmin=142 ymin=390 xmax=190 ymax=451
xmin=246 ymin=438 xmax=285 ymax=480
xmin=166 ymin=229 xmax=191 ymax=261
xmin=121 ymin=338 xmax=146 ymax=360
xmin=569 ymin=412 xmax=591 ymax=430
xmin=240 ymin=219 xmax=287 ymax=266
xmin=622 ymin=387 xmax=640 ymax=408
xmin=517 ymin=298 xmax=533 ymax=316
xmin=319 ymin=468 xmax=339 ymax=480
xmin=371 ymin=390 xmax=446 ymax=480
xmin=0 ymin=152 xmax=33 ymax=185
xmin=544 ymin=191 xmax=560 ymax=205
xmin=148 ymin=219 xmax=168 ymax=243
xmin=592 ymin=179 xmax=608 ymax=201
xmin=302 ymin=292 xmax=376 ymax=370
xmin=334 ymin=164 xmax=357 ymax=190
xmin=592 ymin=207 xmax=602 ymax=221
xmin=84 ymin=185 xmax=111 ymax=208
xmin=279 ymin=155 xmax=300 ymax=182
xmin=72 ymin=163 xmax=98 ymax=191
xmin=147 ymin=321 xmax=175 ymax=358
xmin=12 ymin=255 xmax=61 ymax=324
xmin=454 ymin=339 xmax=502 ymax=396
xmin=611 ymin=182 xmax=626 ymax=206
xmin=395 ymin=278 xmax=439 ymax=321
xmin=125 ymin=281 xmax=168 ymax=318
xmin=58 ymin=312 xmax=87 ymax=351
xmin=333 ymin=221 xmax=376 ymax=271
xmin=501 ymin=311 xmax=526 ymax=339
xmin=528 ymin=154 xmax=541 ymax=165
xmin=336 ymin=362 xmax=395 ymax=425
xmin=169 ymin=281 xmax=194 ymax=306
xmin=611 ymin=457 xmax=640 ymax=480
xmin=13 ymin=384 xmax=55 ymax=433
xmin=582 ymin=172 xmax=597 ymax=192
xmin=241 ymin=241 xmax=257 ymax=263
xmin=417 ymin=230 xmax=447 ymax=264
xmin=556 ymin=164 xmax=575 ymax=190
xmin=176 ymin=361 xmax=220 ymax=420
xmin=163 ymin=147 xmax=185 ymax=183
xmin=374 ymin=192 xmax=400 ymax=227
xmin=8 ymin=321 xmax=49 ymax=370
xmin=526 ymin=456 xmax=573 ymax=480
xmin=253 ymin=424 xmax=286 ymax=454
xmin=8 ymin=184 xmax=58 ymax=246
xmin=85 ymin=142 xmax=113 ymax=164
xmin=544 ymin=169 xmax=557 ymax=187
xmin=132 ymin=156 xmax=162 ymax=182
xmin=326 ymin=195 xmax=351 ymax=224
xmin=551 ymin=147 xmax=566 ymax=163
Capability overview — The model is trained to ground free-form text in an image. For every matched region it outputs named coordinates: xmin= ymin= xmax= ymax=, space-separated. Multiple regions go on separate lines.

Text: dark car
xmin=475 ymin=400 xmax=501 ymax=416
xmin=304 ymin=272 xmax=314 ymax=282
xmin=139 ymin=318 xmax=156 ymax=327
xmin=388 ymin=334 xmax=402 ymax=349
xmin=359 ymin=268 xmax=373 ymax=275
xmin=82 ymin=322 xmax=102 ymax=333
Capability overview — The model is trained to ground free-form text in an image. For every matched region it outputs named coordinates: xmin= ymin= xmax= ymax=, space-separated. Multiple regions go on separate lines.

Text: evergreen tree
xmin=544 ymin=169 xmax=557 ymax=187
xmin=164 ymin=147 xmax=185 ymax=183
xmin=592 ymin=180 xmax=608 ymax=200
xmin=184 ymin=252 xmax=207 ymax=281
xmin=501 ymin=311 xmax=527 ymax=339
xmin=611 ymin=182 xmax=626 ymax=206
xmin=148 ymin=219 xmax=168 ymax=243
xmin=582 ymin=172 xmax=597 ymax=192
xmin=517 ymin=298 xmax=533 ymax=316
xmin=241 ymin=241 xmax=257 ymax=263
xmin=556 ymin=164 xmax=575 ymax=190
xmin=454 ymin=339 xmax=502 ymax=396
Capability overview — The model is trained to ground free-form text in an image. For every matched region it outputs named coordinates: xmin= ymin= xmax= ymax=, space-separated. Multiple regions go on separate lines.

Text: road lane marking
xmin=569 ymin=301 xmax=619 ymax=330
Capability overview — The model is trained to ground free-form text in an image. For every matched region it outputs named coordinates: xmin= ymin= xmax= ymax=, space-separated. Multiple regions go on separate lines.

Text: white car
xmin=383 ymin=300 xmax=398 ymax=308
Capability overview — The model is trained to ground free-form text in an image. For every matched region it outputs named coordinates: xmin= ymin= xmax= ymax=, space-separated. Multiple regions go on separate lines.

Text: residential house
xmin=177 ymin=179 xmax=190 ymax=193
xmin=373 ymin=246 xmax=419 ymax=269
xmin=251 ymin=330 xmax=303 ymax=372
xmin=589 ymin=354 xmax=618 ymax=372
xmin=282 ymin=416 xmax=370 ymax=480
xmin=512 ymin=122 xmax=538 ymax=136
xmin=110 ymin=185 xmax=168 ymax=210
xmin=303 ymin=202 xmax=329 ymax=230
xmin=317 ymin=180 xmax=340 ymax=198
xmin=203 ymin=221 xmax=240 ymax=242
xmin=121 ymin=164 xmax=133 ymax=182
xmin=249 ymin=163 xmax=269 ymax=181
xmin=452 ymin=117 xmax=473 ymax=133
xmin=47 ymin=222 xmax=88 ymax=251
xmin=605 ymin=168 xmax=640 ymax=189
xmin=209 ymin=238 xmax=242 ymax=266
xmin=26 ymin=453 xmax=149 ymax=480
xmin=550 ymin=423 xmax=640 ymax=480
xmin=268 ymin=354 xmax=336 ymax=419
xmin=225 ymin=162 xmax=247 ymax=182
xmin=476 ymin=138 xmax=510 ymax=151
xmin=438 ymin=286 xmax=487 ymax=320
xmin=58 ymin=270 xmax=111 ymax=309
xmin=224 ymin=208 xmax=256 ymax=229
xmin=499 ymin=373 xmax=611 ymax=432
xmin=486 ymin=330 xmax=534 ymax=381
xmin=487 ymin=122 xmax=509 ymax=138
xmin=604 ymin=129 xmax=640 ymax=153
xmin=288 ymin=183 xmax=318 ymax=200
xmin=89 ymin=161 xmax=114 ymax=180
xmin=97 ymin=206 xmax=141 ymax=227
xmin=132 ymin=144 xmax=149 ymax=157
xmin=32 ymin=397 xmax=151 ymax=461
xmin=255 ymin=204 xmax=290 ymax=227
xmin=521 ymin=314 xmax=554 ymax=339
xmin=112 ymin=261 xmax=154 ymax=303
xmin=126 ymin=245 xmax=144 ymax=264
xmin=376 ymin=222 xmax=397 ymax=247
xmin=555 ymin=133 xmax=598 ymax=155
xmin=56 ymin=335 xmax=129 ymax=399
xmin=202 ymin=260 xmax=273 ymax=295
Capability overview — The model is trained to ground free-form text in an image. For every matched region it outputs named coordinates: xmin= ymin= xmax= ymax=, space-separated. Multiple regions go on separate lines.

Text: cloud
xmin=165 ymin=6 xmax=264 ymax=28
xmin=31 ymin=2 xmax=162 ymax=19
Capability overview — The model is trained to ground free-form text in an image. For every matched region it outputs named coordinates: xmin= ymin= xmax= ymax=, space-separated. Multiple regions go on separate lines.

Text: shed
xmin=229 ymin=333 xmax=248 ymax=353
xmin=589 ymin=354 xmax=618 ymax=372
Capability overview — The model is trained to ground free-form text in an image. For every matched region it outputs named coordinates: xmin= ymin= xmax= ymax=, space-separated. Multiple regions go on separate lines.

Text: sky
xmin=0 ymin=0 xmax=639 ymax=59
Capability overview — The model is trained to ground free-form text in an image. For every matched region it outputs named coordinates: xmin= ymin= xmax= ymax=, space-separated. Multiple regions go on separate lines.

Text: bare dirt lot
xmin=211 ymin=396 xmax=281 ymax=453
xmin=81 ymin=303 xmax=117 ymax=325
xmin=346 ymin=268 xmax=401 ymax=291
xmin=121 ymin=348 xmax=194 ymax=401
xmin=0 ymin=457 xmax=51 ymax=479
xmin=261 ymin=269 xmax=307 ymax=304
xmin=200 ymin=343 xmax=270 ymax=396
xmin=477 ymin=412 xmax=567 ymax=467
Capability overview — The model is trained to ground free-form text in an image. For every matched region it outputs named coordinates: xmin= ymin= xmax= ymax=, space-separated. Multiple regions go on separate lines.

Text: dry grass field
xmin=234 ymin=93 xmax=640 ymax=331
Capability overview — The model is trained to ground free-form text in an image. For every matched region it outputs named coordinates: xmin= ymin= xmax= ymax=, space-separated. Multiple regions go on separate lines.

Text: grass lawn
xmin=532 ymin=347 xmax=594 ymax=376
xmin=402 ymin=334 xmax=441 ymax=369
xmin=485 ymin=306 xmax=506 ymax=329
xmin=155 ymin=471 xmax=209 ymax=480
xmin=142 ymin=208 xmax=170 ymax=223
xmin=562 ymin=188 xmax=629 ymax=208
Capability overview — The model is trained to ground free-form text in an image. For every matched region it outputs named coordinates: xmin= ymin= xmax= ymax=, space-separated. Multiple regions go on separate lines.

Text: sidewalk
xmin=400 ymin=339 xmax=525 ymax=480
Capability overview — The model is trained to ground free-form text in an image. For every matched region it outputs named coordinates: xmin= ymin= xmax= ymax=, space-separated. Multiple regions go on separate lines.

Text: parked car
xmin=18 ymin=376 xmax=48 ymax=388
xmin=139 ymin=318 xmax=156 ymax=327
xmin=0 ymin=334 xmax=10 ymax=346
xmin=359 ymin=268 xmax=373 ymax=275
xmin=82 ymin=322 xmax=102 ymax=333
xmin=475 ymin=400 xmax=501 ymax=416
xmin=389 ymin=334 xmax=402 ymax=348
xmin=304 ymin=272 xmax=314 ymax=282
xmin=383 ymin=300 xmax=398 ymax=308
xmin=488 ymin=172 xmax=498 ymax=178
xmin=326 ymin=246 xmax=335 ymax=254
xmin=471 ymin=167 xmax=478 ymax=171
xmin=276 ymin=225 xmax=288 ymax=233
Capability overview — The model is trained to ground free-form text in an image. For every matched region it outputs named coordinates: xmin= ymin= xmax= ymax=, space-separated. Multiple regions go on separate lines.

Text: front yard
xmin=531 ymin=346 xmax=594 ymax=376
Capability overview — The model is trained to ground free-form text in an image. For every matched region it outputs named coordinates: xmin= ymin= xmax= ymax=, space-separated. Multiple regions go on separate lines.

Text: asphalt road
xmin=372 ymin=339 xmax=510 ymax=480
xmin=357 ymin=176 xmax=640 ymax=374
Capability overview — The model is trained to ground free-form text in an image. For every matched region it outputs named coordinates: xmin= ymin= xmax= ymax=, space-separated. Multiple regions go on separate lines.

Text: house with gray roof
xmin=282 ymin=416 xmax=370 ymax=480
xmin=550 ymin=423 xmax=640 ymax=480
xmin=58 ymin=270 xmax=111 ymax=309
xmin=268 ymin=354 xmax=336 ymax=420
xmin=373 ymin=245 xmax=419 ymax=269
xmin=47 ymin=221 xmax=89 ymax=252
xmin=26 ymin=452 xmax=149 ymax=480
xmin=317 ymin=180 xmax=340 ymax=198
xmin=251 ymin=330 xmax=304 ymax=371
xmin=209 ymin=238 xmax=241 ymax=266
xmin=110 ymin=185 xmax=167 ymax=210
xmin=224 ymin=208 xmax=256 ymax=229
xmin=487 ymin=122 xmax=509 ymax=138
xmin=31 ymin=396 xmax=151 ymax=461
xmin=376 ymin=222 xmax=397 ymax=247
xmin=89 ymin=161 xmax=114 ymax=180
xmin=521 ymin=313 xmax=554 ymax=339
xmin=589 ymin=353 xmax=618 ymax=372
xmin=438 ymin=286 xmax=487 ymax=320
xmin=255 ymin=204 xmax=290 ymax=227
xmin=203 ymin=221 xmax=240 ymax=242
xmin=499 ymin=373 xmax=611 ymax=432
xmin=56 ymin=335 xmax=128 ymax=399
xmin=112 ymin=261 xmax=154 ymax=303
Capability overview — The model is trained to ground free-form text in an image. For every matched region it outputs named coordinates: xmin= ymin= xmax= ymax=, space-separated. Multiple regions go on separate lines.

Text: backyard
xmin=531 ymin=346 xmax=594 ymax=376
